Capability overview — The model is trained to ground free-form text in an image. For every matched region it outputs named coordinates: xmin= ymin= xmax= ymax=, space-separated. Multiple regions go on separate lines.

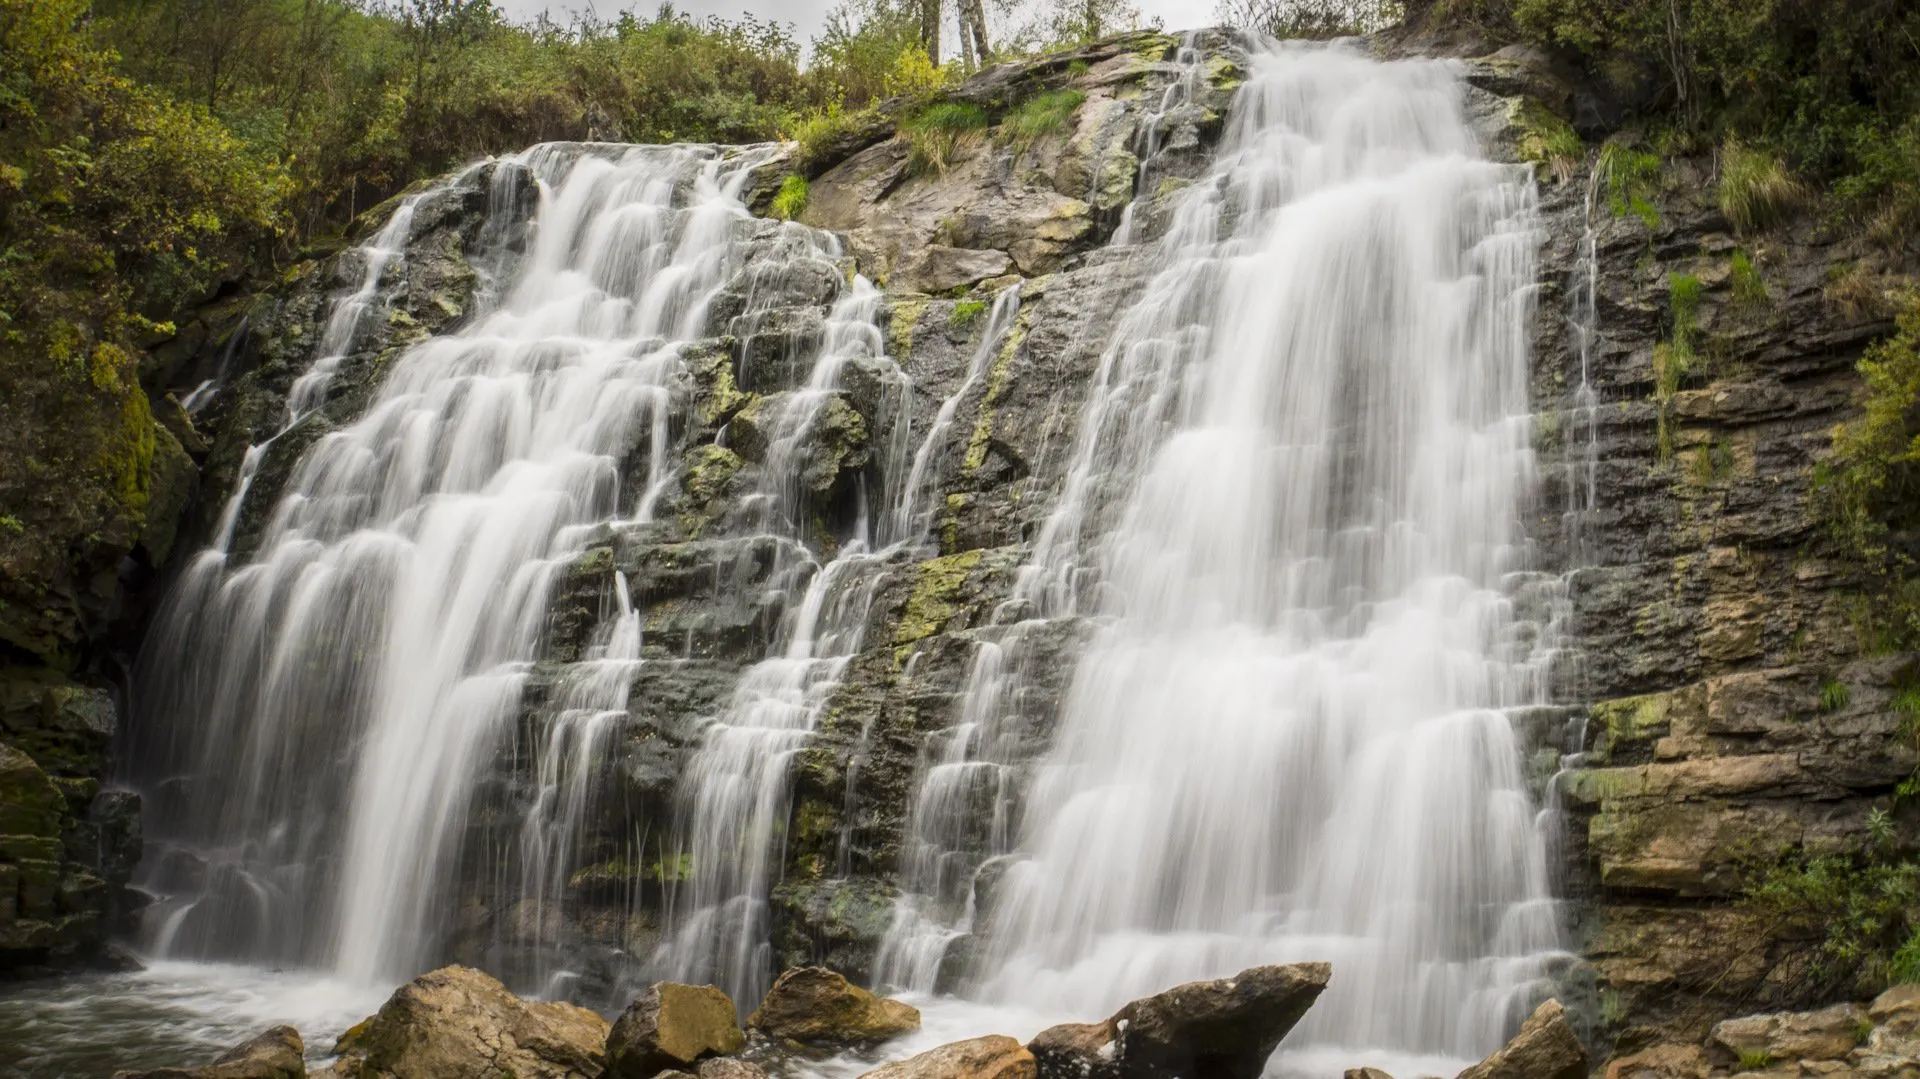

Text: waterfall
xmin=130 ymin=144 xmax=784 ymax=984
xmin=880 ymin=40 xmax=1569 ymax=1075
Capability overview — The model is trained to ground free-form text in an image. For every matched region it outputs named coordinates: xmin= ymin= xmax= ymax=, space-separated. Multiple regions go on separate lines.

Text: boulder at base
xmin=747 ymin=967 xmax=921 ymax=1048
xmin=859 ymin=1035 xmax=1037 ymax=1079
xmin=320 ymin=965 xmax=608 ymax=1079
xmin=1455 ymin=1000 xmax=1585 ymax=1079
xmin=1030 ymin=963 xmax=1331 ymax=1079
xmin=115 ymin=1025 xmax=306 ymax=1079
xmin=1343 ymin=1070 xmax=1395 ymax=1079
xmin=605 ymin=982 xmax=747 ymax=1079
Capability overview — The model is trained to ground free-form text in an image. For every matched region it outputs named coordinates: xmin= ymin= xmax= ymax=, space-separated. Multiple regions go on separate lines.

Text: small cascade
xmin=515 ymin=570 xmax=644 ymax=994
xmin=881 ymin=39 xmax=1570 ymax=1075
xmin=131 ymin=144 xmax=783 ymax=985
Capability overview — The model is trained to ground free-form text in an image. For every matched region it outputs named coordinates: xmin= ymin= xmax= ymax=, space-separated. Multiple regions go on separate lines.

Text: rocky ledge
xmin=109 ymin=961 xmax=1605 ymax=1079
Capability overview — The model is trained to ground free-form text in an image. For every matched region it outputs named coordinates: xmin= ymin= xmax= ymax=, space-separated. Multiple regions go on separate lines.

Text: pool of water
xmin=0 ymin=960 xmax=388 ymax=1078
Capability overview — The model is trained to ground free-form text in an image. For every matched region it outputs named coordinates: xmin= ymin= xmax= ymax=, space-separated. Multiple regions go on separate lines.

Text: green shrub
xmin=1000 ymin=89 xmax=1086 ymax=148
xmin=770 ymin=174 xmax=809 ymax=221
xmin=1731 ymin=250 xmax=1767 ymax=306
xmin=1743 ymin=840 xmax=1920 ymax=1006
xmin=901 ymin=100 xmax=988 ymax=175
xmin=1514 ymin=98 xmax=1583 ymax=183
xmin=1720 ymin=138 xmax=1804 ymax=234
xmin=1600 ymin=142 xmax=1662 ymax=228
xmin=1737 ymin=1049 xmax=1776 ymax=1071
xmin=950 ymin=299 xmax=988 ymax=328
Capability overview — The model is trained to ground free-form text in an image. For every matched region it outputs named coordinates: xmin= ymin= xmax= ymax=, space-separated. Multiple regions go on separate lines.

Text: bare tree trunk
xmin=921 ymin=0 xmax=942 ymax=65
xmin=962 ymin=0 xmax=991 ymax=66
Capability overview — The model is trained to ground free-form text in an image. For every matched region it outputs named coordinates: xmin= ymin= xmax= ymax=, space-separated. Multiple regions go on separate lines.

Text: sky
xmin=491 ymin=0 xmax=1221 ymax=44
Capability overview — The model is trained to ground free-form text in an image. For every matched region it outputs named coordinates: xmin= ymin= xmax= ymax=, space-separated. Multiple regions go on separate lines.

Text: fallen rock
xmin=605 ymin=982 xmax=746 ymax=1079
xmin=1709 ymin=1001 xmax=1864 ymax=1064
xmin=116 ymin=1026 xmax=306 ymax=1079
xmin=1029 ymin=1021 xmax=1120 ymax=1079
xmin=323 ymin=965 xmax=607 ymax=1079
xmin=1111 ymin=963 xmax=1331 ymax=1079
xmin=1344 ymin=1069 xmax=1395 ymax=1079
xmin=1027 ymin=963 xmax=1329 ymax=1079
xmin=860 ymin=1035 xmax=1037 ymax=1079
xmin=747 ymin=967 xmax=920 ymax=1048
xmin=1456 ymin=1000 xmax=1585 ymax=1079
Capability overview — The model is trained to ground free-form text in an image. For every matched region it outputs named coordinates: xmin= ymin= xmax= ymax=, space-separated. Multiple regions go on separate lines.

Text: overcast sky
xmin=492 ymin=0 xmax=1222 ymax=45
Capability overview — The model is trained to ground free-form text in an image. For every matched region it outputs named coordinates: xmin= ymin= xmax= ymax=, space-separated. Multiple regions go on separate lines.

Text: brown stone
xmin=1454 ymin=1000 xmax=1585 ymax=1079
xmin=1603 ymin=1043 xmax=1709 ymax=1079
xmin=1343 ymin=1069 xmax=1396 ymax=1079
xmin=861 ymin=1036 xmax=1036 ymax=1079
xmin=1710 ymin=1002 xmax=1865 ymax=1064
xmin=1029 ymin=1021 xmax=1120 ymax=1079
xmin=324 ymin=965 xmax=606 ymax=1079
xmin=115 ymin=1026 xmax=306 ymax=1079
xmin=696 ymin=1062 xmax=767 ymax=1079
xmin=747 ymin=967 xmax=920 ymax=1048
xmin=605 ymin=982 xmax=745 ymax=1079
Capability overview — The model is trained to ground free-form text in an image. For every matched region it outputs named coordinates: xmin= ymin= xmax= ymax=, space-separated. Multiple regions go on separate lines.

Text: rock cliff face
xmin=24 ymin=21 xmax=1919 ymax=1063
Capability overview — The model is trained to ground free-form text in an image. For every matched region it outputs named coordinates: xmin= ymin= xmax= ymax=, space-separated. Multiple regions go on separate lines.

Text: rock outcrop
xmin=1028 ymin=963 xmax=1331 ymax=1079
xmin=115 ymin=1026 xmax=306 ymax=1079
xmin=1603 ymin=984 xmax=1920 ymax=1077
xmin=746 ymin=966 xmax=920 ymax=1048
xmin=320 ymin=965 xmax=608 ymax=1079
xmin=604 ymin=982 xmax=747 ymax=1079
xmin=1455 ymin=1000 xmax=1586 ymax=1079
xmin=860 ymin=1035 xmax=1038 ymax=1079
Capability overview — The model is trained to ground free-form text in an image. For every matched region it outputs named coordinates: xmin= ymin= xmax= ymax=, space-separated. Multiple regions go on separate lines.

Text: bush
xmin=1743 ymin=838 xmax=1920 ymax=1006
xmin=1600 ymin=142 xmax=1662 ymax=228
xmin=1719 ymin=138 xmax=1803 ymax=233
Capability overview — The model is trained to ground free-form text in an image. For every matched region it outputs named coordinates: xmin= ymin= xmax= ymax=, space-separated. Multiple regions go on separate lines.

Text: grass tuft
xmin=1720 ymin=138 xmax=1804 ymax=234
xmin=1000 ymin=89 xmax=1087 ymax=148
xmin=901 ymin=101 xmax=989 ymax=176
xmin=770 ymin=173 xmax=808 ymax=221
xmin=1601 ymin=142 xmax=1663 ymax=229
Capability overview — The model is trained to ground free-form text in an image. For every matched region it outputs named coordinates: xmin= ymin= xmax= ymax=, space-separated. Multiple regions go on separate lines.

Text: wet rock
xmin=1455 ymin=999 xmax=1585 ymax=1079
xmin=1343 ymin=1069 xmax=1396 ymax=1079
xmin=696 ymin=1059 xmax=768 ymax=1079
xmin=860 ymin=1035 xmax=1037 ymax=1079
xmin=116 ymin=1025 xmax=306 ymax=1079
xmin=605 ymin=982 xmax=746 ymax=1079
xmin=323 ymin=965 xmax=607 ymax=1079
xmin=1029 ymin=1022 xmax=1120 ymax=1079
xmin=747 ymin=966 xmax=920 ymax=1047
xmin=1110 ymin=963 xmax=1331 ymax=1079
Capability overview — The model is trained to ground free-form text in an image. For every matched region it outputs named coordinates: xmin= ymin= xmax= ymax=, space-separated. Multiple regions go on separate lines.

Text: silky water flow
xmin=875 ymin=40 xmax=1575 ymax=1079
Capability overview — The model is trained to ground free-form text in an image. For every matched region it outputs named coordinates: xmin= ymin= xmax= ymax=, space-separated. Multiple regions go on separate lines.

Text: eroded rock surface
xmin=605 ymin=982 xmax=747 ymax=1079
xmin=321 ymin=965 xmax=608 ymax=1079
xmin=860 ymin=1035 xmax=1038 ymax=1079
xmin=747 ymin=966 xmax=920 ymax=1047
xmin=1456 ymin=999 xmax=1586 ymax=1079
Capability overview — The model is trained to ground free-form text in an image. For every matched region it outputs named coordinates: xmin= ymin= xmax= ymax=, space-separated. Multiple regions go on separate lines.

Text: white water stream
xmin=877 ymin=40 xmax=1571 ymax=1077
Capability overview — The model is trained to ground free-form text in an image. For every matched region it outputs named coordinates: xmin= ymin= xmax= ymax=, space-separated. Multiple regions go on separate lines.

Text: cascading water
xmin=130 ymin=142 xmax=785 ymax=985
xmin=880 ymin=40 xmax=1571 ymax=1076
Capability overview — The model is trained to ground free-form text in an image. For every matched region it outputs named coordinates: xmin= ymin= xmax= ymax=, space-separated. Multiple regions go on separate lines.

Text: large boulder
xmin=1028 ymin=963 xmax=1330 ymax=1079
xmin=1455 ymin=1000 xmax=1585 ymax=1079
xmin=747 ymin=966 xmax=920 ymax=1048
xmin=115 ymin=1026 xmax=306 ymax=1079
xmin=860 ymin=1035 xmax=1037 ymax=1079
xmin=604 ymin=982 xmax=746 ymax=1079
xmin=320 ymin=965 xmax=607 ymax=1079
